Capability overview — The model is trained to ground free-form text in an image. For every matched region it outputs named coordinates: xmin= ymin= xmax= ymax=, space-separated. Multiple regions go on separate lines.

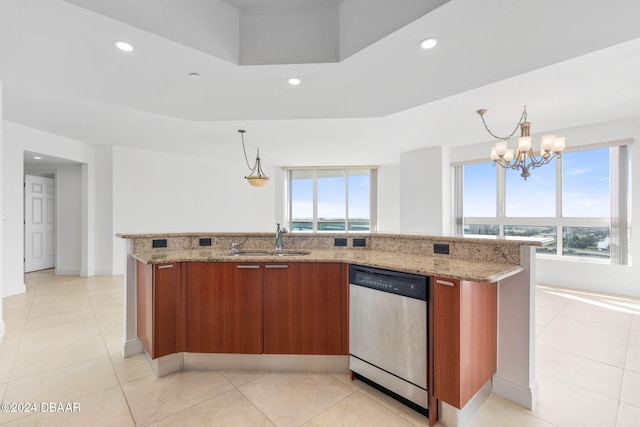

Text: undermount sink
xmin=224 ymin=250 xmax=311 ymax=257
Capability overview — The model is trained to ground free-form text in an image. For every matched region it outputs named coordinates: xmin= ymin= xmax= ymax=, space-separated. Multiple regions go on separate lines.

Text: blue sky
xmin=291 ymin=170 xmax=370 ymax=220
xmin=464 ymin=147 xmax=609 ymax=217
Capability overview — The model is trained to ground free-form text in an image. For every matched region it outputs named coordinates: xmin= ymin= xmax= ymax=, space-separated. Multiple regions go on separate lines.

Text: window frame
xmin=284 ymin=166 xmax=378 ymax=233
xmin=454 ymin=140 xmax=632 ymax=265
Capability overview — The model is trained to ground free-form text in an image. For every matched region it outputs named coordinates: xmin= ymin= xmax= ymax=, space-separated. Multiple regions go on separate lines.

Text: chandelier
xmin=476 ymin=106 xmax=566 ymax=180
xmin=238 ymin=130 xmax=269 ymax=187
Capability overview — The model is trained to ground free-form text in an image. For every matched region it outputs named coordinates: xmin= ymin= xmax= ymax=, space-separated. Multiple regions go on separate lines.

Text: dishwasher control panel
xmin=349 ymin=264 xmax=428 ymax=300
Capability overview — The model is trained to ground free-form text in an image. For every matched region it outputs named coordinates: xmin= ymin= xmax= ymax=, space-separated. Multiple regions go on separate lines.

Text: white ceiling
xmin=1 ymin=0 xmax=640 ymax=167
xmin=222 ymin=0 xmax=343 ymax=8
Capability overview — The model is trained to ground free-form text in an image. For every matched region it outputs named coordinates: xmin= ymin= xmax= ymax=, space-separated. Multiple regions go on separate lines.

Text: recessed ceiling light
xmin=113 ymin=40 xmax=134 ymax=52
xmin=189 ymin=72 xmax=201 ymax=79
xmin=34 ymin=156 xmax=42 ymax=160
xmin=419 ymin=38 xmax=438 ymax=49
xmin=287 ymin=77 xmax=301 ymax=86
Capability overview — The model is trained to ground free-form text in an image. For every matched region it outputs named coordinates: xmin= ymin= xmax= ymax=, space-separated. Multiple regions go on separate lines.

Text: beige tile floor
xmin=0 ymin=270 xmax=638 ymax=426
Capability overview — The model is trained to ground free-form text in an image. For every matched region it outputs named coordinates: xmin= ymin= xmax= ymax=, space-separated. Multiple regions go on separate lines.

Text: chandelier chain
xmin=479 ymin=106 xmax=528 ymax=141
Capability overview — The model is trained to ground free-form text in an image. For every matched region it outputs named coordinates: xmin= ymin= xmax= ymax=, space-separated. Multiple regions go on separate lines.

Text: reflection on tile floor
xmin=1 ymin=270 xmax=639 ymax=426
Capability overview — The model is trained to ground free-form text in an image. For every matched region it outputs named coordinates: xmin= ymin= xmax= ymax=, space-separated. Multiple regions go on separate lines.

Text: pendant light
xmin=238 ymin=130 xmax=269 ymax=187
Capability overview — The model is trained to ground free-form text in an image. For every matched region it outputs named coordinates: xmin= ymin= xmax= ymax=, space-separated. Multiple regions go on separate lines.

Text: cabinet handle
xmin=265 ymin=265 xmax=288 ymax=269
xmin=157 ymin=264 xmax=174 ymax=269
xmin=436 ymin=279 xmax=455 ymax=287
xmin=237 ymin=265 xmax=260 ymax=269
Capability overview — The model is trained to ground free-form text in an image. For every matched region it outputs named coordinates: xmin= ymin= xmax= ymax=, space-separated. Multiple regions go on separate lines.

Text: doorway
xmin=23 ymin=151 xmax=83 ymax=275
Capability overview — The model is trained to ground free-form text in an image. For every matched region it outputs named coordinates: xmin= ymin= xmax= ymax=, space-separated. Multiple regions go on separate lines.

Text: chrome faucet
xmin=230 ymin=242 xmax=240 ymax=255
xmin=275 ymin=223 xmax=288 ymax=251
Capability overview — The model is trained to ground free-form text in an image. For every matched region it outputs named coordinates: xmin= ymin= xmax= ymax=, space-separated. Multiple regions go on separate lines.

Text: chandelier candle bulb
xmin=495 ymin=141 xmax=508 ymax=157
xmin=504 ymin=149 xmax=515 ymax=162
xmin=490 ymin=147 xmax=499 ymax=161
xmin=518 ymin=136 xmax=532 ymax=152
xmin=540 ymin=135 xmax=556 ymax=153
xmin=553 ymin=137 xmax=566 ymax=153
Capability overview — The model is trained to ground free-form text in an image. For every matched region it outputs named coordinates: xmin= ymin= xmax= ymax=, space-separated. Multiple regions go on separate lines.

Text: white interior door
xmin=24 ymin=175 xmax=56 ymax=272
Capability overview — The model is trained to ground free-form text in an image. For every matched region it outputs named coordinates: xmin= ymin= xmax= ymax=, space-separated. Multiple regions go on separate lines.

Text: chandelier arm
xmin=526 ymin=149 xmax=555 ymax=167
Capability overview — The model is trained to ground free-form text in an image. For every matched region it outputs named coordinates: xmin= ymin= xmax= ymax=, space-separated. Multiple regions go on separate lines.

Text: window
xmin=456 ymin=141 xmax=631 ymax=264
xmin=285 ymin=167 xmax=377 ymax=232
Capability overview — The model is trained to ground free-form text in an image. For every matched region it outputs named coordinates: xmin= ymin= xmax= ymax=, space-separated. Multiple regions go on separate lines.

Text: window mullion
xmin=344 ymin=169 xmax=349 ymax=232
xmin=286 ymin=169 xmax=292 ymax=230
xmin=497 ymin=165 xmax=505 ymax=237
xmin=610 ymin=145 xmax=629 ymax=265
xmin=557 ymin=155 xmax=563 ymax=255
xmin=313 ymin=169 xmax=318 ymax=232
xmin=370 ymin=168 xmax=378 ymax=232
xmin=454 ymin=166 xmax=464 ymax=235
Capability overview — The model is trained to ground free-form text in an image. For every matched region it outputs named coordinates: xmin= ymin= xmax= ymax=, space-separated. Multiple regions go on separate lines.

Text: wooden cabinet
xmin=138 ymin=260 xmax=347 ymax=358
xmin=431 ymin=276 xmax=497 ymax=409
xmin=263 ymin=262 xmax=345 ymax=355
xmin=136 ymin=261 xmax=185 ymax=359
xmin=186 ymin=262 xmax=263 ymax=354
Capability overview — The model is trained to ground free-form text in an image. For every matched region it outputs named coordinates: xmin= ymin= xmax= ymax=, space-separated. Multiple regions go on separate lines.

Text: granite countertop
xmin=131 ymin=249 xmax=523 ymax=283
xmin=117 ymin=231 xmax=550 ymax=247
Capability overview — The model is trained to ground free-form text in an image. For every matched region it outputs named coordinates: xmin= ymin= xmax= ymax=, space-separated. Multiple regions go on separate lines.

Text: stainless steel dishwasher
xmin=349 ymin=264 xmax=428 ymax=410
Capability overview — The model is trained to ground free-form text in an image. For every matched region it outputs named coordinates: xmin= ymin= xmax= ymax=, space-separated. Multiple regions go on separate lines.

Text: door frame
xmin=24 ymin=173 xmax=57 ymax=273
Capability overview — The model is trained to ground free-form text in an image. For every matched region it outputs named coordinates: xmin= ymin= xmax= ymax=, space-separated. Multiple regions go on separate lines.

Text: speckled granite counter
xmin=118 ymin=231 xmax=549 ymax=282
xmin=130 ymin=248 xmax=523 ymax=283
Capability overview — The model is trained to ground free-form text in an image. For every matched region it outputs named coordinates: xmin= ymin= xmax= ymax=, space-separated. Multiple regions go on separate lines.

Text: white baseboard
xmin=56 ymin=269 xmax=81 ymax=276
xmin=492 ymin=374 xmax=539 ymax=410
xmin=123 ymin=337 xmax=144 ymax=358
xmin=439 ymin=380 xmax=492 ymax=427
xmin=3 ymin=282 xmax=26 ymax=297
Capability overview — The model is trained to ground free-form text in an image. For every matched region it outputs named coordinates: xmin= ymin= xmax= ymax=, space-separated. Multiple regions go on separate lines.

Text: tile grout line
xmin=81 ymin=275 xmax=138 ymax=426
xmin=3 ymin=271 xmax=40 ymax=391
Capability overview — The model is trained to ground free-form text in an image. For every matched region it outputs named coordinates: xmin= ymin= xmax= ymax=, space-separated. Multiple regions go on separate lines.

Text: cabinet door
xmin=432 ymin=277 xmax=497 ymax=409
xmin=263 ymin=262 xmax=343 ymax=355
xmin=432 ymin=277 xmax=461 ymax=407
xmin=153 ymin=262 xmax=182 ymax=359
xmin=186 ymin=262 xmax=263 ymax=354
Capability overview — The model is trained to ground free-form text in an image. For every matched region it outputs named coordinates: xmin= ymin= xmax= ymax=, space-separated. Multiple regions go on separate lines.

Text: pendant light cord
xmin=239 ymin=130 xmax=258 ymax=172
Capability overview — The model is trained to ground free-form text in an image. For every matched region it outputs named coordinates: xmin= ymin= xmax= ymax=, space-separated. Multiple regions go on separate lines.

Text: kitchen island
xmin=117 ymin=232 xmax=545 ymax=427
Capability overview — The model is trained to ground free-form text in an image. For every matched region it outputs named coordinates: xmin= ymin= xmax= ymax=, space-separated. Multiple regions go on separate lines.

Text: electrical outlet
xmin=334 ymin=238 xmax=347 ymax=247
xmin=353 ymin=238 xmax=366 ymax=247
xmin=434 ymin=243 xmax=450 ymax=254
xmin=152 ymin=239 xmax=168 ymax=248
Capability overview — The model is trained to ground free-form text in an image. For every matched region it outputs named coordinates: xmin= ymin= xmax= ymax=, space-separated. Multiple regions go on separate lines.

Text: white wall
xmin=94 ymin=146 xmax=115 ymax=275
xmin=450 ymin=116 xmax=640 ymax=297
xmin=0 ymin=82 xmax=5 ymax=340
xmin=377 ymin=165 xmax=401 ymax=232
xmin=112 ymin=146 xmax=277 ymax=273
xmin=3 ymin=123 xmax=26 ymax=296
xmin=56 ymin=165 xmax=83 ymax=275
xmin=399 ymin=146 xmax=451 ymax=234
